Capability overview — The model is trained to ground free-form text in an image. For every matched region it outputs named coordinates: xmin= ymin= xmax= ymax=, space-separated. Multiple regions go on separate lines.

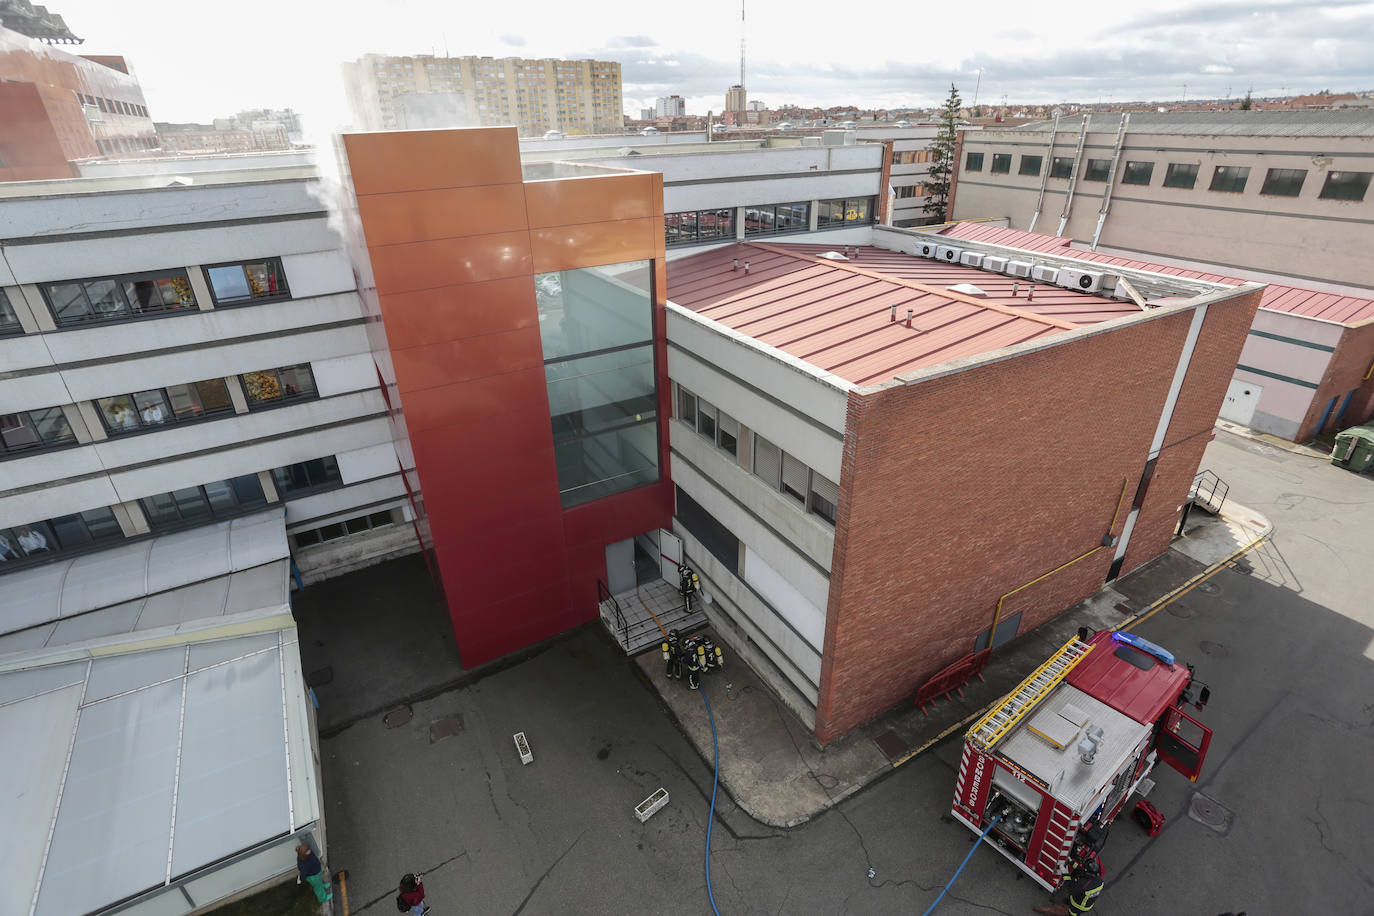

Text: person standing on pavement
xmin=398 ymin=872 xmax=428 ymax=915
xmin=295 ymin=844 xmax=332 ymax=905
xmin=1033 ymin=853 xmax=1104 ymax=915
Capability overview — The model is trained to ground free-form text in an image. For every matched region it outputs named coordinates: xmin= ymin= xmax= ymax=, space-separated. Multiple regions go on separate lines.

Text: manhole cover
xmin=307 ymin=666 xmax=334 ymax=687
xmin=1188 ymin=793 xmax=1234 ymax=835
xmin=1113 ymin=602 xmax=1135 ymax=616
xmin=1199 ymin=640 xmax=1229 ymax=658
xmin=874 ymin=729 xmax=909 ymax=761
xmin=429 ymin=714 xmax=465 ymax=743
xmin=1167 ymin=602 xmax=1195 ymax=618
xmin=383 ymin=706 xmax=413 ymax=729
xmin=1197 ymin=582 xmax=1219 ymax=595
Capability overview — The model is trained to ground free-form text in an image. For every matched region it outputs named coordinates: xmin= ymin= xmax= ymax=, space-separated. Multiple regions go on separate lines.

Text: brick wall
xmin=1304 ymin=321 xmax=1374 ymax=437
xmin=814 ymin=287 xmax=1260 ymax=744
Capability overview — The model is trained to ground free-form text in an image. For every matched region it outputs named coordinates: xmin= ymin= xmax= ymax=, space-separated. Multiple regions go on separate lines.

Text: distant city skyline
xmin=42 ymin=0 xmax=1374 ymax=135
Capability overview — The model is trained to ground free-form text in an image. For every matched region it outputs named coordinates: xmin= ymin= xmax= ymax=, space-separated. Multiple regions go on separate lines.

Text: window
xmin=141 ymin=474 xmax=267 ymax=530
xmin=809 ymin=472 xmax=839 ymax=526
xmin=42 ymin=269 xmax=197 ymax=327
xmin=1050 ymin=157 xmax=1074 ymax=179
xmin=241 ymin=364 xmax=317 ymax=408
xmin=990 ymin=154 xmax=1012 ymax=174
xmin=0 ymin=509 xmax=123 ymax=570
xmin=1 ymin=407 xmax=75 ymax=456
xmin=49 ymin=508 xmax=123 ymax=550
xmin=664 ymin=209 xmax=735 ymax=245
xmin=1209 ymin=165 xmax=1250 ymax=193
xmin=271 ymin=457 xmax=343 ymax=498
xmin=781 ymin=452 xmax=808 ymax=504
xmin=752 ymin=434 xmax=781 ymax=488
xmin=97 ymin=378 xmax=233 ymax=434
xmin=1083 ymin=159 xmax=1112 ymax=182
xmin=535 ymin=260 xmax=659 ymax=507
xmin=1319 ymin=171 xmax=1372 ymax=201
xmin=743 ymin=202 xmax=808 ymax=237
xmin=817 ymin=197 xmax=875 ymax=228
xmin=717 ymin=412 xmax=739 ymax=459
xmin=1163 ymin=163 xmax=1199 ymax=189
xmin=1 ymin=289 xmax=21 ymax=336
xmin=1019 ymin=155 xmax=1043 ymax=176
xmin=697 ymin=398 xmax=718 ymax=442
xmin=293 ymin=509 xmax=398 ymax=548
xmin=674 ymin=486 xmax=739 ymax=576
xmin=894 ymin=186 xmax=920 ymax=199
xmin=204 ymin=257 xmax=290 ymax=304
xmin=677 ymin=387 xmax=697 ymax=427
xmin=1260 ymin=168 xmax=1307 ymax=197
xmin=1121 ymin=161 xmax=1154 ymax=186
xmin=964 ymin=152 xmax=984 ymax=172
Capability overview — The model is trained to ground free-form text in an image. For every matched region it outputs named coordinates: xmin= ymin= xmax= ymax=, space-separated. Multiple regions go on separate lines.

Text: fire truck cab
xmin=951 ymin=630 xmax=1212 ymax=890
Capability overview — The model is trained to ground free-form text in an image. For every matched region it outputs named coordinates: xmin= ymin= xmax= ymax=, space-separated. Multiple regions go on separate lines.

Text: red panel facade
xmin=342 ymin=128 xmax=671 ymax=666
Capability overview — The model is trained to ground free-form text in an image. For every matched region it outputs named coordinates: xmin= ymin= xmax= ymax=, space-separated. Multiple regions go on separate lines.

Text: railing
xmin=1189 ymin=469 xmax=1229 ymax=515
xmin=597 ymin=578 xmax=628 ymax=647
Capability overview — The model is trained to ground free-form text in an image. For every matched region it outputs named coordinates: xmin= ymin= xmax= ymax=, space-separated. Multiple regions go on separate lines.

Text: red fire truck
xmin=950 ymin=629 xmax=1212 ymax=889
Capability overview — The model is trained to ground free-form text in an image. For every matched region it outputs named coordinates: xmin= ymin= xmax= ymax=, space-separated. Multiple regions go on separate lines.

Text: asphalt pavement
xmin=295 ymin=428 xmax=1374 ymax=915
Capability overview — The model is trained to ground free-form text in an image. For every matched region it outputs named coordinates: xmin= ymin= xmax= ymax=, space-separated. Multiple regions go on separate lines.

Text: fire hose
xmin=920 ymin=812 xmax=1004 ymax=916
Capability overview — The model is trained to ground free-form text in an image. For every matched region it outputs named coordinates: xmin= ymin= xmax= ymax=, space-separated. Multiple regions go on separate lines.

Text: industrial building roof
xmin=941 ymin=222 xmax=1374 ymax=325
xmin=1011 ymin=109 xmax=1374 ymax=137
xmin=665 ymin=241 xmax=1142 ymax=386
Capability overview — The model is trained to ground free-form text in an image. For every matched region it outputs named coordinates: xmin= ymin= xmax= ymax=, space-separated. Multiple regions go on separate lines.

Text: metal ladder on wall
xmin=968 ymin=636 xmax=1094 ymax=750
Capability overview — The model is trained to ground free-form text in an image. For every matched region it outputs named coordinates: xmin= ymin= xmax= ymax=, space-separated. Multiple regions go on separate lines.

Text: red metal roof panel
xmin=1066 ymin=632 xmax=1191 ymax=726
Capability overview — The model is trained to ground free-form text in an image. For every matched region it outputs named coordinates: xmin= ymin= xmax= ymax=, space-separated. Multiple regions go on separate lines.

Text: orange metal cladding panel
xmin=357 ymin=183 xmax=529 ymax=247
xmin=400 ymin=366 xmax=550 ymax=435
xmin=524 ymin=173 xmax=655 ymax=228
xmin=368 ymin=231 xmax=533 ymax=295
xmin=391 ymin=327 xmax=544 ymax=394
xmin=530 ymin=217 xmax=659 ymax=273
xmin=343 ymin=127 xmax=523 ymax=196
xmin=376 ymin=276 xmax=539 ymax=351
xmin=650 ymin=173 xmax=664 ymax=216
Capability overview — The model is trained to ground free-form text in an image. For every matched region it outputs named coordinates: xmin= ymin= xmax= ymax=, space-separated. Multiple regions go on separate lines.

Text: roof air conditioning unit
xmin=935 ymin=245 xmax=963 ymax=263
xmin=1057 ymin=267 xmax=1105 ymax=293
xmin=1031 ymin=264 xmax=1060 ymax=285
xmin=916 ymin=240 xmax=939 ymax=258
xmin=1005 ymin=260 xmax=1033 ymax=278
xmin=982 ymin=255 xmax=1009 ymax=273
xmin=959 ymin=251 xmax=985 ymax=268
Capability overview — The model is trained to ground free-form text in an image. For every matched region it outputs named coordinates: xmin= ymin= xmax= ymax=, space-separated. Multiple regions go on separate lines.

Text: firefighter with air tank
xmin=661 ymin=563 xmax=724 ymax=688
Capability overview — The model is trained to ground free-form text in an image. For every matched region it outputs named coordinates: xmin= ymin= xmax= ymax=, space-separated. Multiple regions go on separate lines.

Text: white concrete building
xmin=854 ymin=124 xmax=941 ymax=227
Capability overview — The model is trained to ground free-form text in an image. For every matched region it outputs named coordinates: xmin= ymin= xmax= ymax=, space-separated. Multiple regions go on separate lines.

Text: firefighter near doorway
xmin=661 ymin=563 xmax=724 ymax=689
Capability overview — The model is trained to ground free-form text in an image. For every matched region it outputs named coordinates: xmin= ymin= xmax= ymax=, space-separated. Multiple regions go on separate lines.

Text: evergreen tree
xmin=1240 ymin=90 xmax=1252 ymax=111
xmin=923 ymin=84 xmax=962 ymax=222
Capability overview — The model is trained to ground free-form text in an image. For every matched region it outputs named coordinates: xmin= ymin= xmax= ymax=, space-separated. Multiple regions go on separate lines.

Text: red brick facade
xmin=1304 ymin=321 xmax=1374 ymax=438
xmin=814 ymin=288 xmax=1261 ymax=743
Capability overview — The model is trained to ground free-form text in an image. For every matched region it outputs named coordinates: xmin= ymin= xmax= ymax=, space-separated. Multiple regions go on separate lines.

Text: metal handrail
xmin=597 ymin=578 xmax=628 ymax=647
xmin=1189 ymin=469 xmax=1229 ymax=515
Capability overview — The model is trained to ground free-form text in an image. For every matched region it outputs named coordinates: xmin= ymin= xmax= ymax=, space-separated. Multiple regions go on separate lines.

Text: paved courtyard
xmin=293 ymin=429 xmax=1373 ymax=914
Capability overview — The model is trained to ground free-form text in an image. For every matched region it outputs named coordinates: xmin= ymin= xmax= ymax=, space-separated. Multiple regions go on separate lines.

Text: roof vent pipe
xmin=744 ymin=260 xmax=750 ymax=274
xmin=733 ymin=258 xmax=739 ymax=271
xmin=890 ymin=304 xmax=897 ymax=323
xmin=1012 ymin=281 xmax=1020 ymax=297
xmin=1027 ymin=284 xmax=1035 ymax=302
xmin=906 ymin=309 xmax=914 ymax=328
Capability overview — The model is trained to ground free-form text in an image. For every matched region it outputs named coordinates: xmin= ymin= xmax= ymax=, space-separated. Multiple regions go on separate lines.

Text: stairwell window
xmin=1019 ymin=155 xmax=1043 ymax=176
xmin=1260 ymin=168 xmax=1307 ymax=197
xmin=1121 ymin=161 xmax=1154 ymax=185
xmin=1083 ymin=159 xmax=1112 ymax=182
xmin=1319 ymin=170 xmax=1371 ymax=201
xmin=1163 ymin=163 xmax=1200 ymax=189
xmin=1209 ymin=165 xmax=1250 ymax=193
xmin=1049 ymin=157 xmax=1074 ymax=179
xmin=990 ymin=154 xmax=1012 ymax=174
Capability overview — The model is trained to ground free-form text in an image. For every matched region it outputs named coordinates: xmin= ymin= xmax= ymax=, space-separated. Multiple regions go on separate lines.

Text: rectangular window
xmin=809 ymin=472 xmax=839 ymax=525
xmin=50 ymin=508 xmax=123 ymax=549
xmin=1050 ymin=157 xmax=1074 ymax=179
xmin=0 ymin=289 xmax=21 ymax=336
xmin=204 ymin=257 xmax=290 ymax=305
xmin=535 ymin=260 xmax=660 ymax=507
xmin=271 ymin=456 xmax=343 ymax=498
xmin=674 ymin=485 xmax=739 ymax=576
xmin=141 ymin=474 xmax=266 ymax=530
xmin=1319 ymin=171 xmax=1372 ymax=201
xmin=42 ymin=269 xmax=197 ymax=327
xmin=1 ymin=520 xmax=60 ymax=561
xmin=781 ymin=452 xmax=808 ymax=505
xmin=894 ymin=186 xmax=918 ymax=199
xmin=990 ymin=153 xmax=1012 ymax=174
xmin=965 ymin=152 xmax=984 ymax=172
xmin=1121 ymin=161 xmax=1154 ymax=185
xmin=816 ymin=199 xmax=846 ymax=228
xmin=744 ymin=205 xmax=776 ymax=235
xmin=1019 ymin=155 xmax=1043 ymax=176
xmin=97 ymin=378 xmax=233 ymax=434
xmin=753 ymin=434 xmax=781 ymax=488
xmin=717 ymin=412 xmax=739 ymax=459
xmin=677 ymin=387 xmax=697 ymax=426
xmin=1260 ymin=168 xmax=1307 ymax=197
xmin=1083 ymin=158 xmax=1112 ymax=182
xmin=697 ymin=398 xmax=718 ymax=441
xmin=1209 ymin=165 xmax=1250 ymax=193
xmin=1 ymin=407 xmax=75 ymax=455
xmin=1163 ymin=163 xmax=1199 ymax=189
xmin=293 ymin=509 xmax=396 ymax=549
xmin=241 ymin=364 xmax=318 ymax=408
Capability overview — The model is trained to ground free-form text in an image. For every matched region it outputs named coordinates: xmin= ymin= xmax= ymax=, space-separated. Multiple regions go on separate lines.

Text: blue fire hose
xmin=920 ymin=813 xmax=1004 ymax=916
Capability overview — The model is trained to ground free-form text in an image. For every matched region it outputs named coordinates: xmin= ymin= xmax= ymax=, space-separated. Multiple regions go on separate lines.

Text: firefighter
xmin=1033 ymin=850 xmax=1104 ymax=915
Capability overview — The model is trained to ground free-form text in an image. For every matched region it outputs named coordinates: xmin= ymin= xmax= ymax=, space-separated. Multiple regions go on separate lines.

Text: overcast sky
xmin=54 ymin=0 xmax=1374 ymax=131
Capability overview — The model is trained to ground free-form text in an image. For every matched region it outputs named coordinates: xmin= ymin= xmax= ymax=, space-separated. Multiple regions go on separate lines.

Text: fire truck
xmin=950 ymin=629 xmax=1212 ymax=889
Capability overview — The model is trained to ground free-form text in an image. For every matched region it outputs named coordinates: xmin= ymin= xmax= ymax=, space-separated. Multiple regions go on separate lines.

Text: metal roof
xmin=941 ymin=222 xmax=1374 ymax=325
xmin=1067 ymin=636 xmax=1191 ymax=726
xmin=1011 ymin=109 xmax=1374 ymax=137
xmin=665 ymin=242 xmax=1141 ymax=386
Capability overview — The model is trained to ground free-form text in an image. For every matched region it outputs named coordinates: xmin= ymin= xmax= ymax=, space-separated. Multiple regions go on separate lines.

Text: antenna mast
xmin=740 ymin=0 xmax=746 ymax=90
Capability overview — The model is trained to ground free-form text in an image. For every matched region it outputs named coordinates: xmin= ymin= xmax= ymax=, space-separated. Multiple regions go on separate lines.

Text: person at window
xmin=0 ymin=533 xmax=20 ymax=561
xmin=140 ymin=400 xmax=166 ymax=426
xmin=110 ymin=402 xmax=138 ymax=430
xmin=16 ymin=526 xmax=49 ymax=554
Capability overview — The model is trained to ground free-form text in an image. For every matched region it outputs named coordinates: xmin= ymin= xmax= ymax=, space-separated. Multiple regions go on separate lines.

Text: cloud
xmin=1116 ymin=0 xmax=1371 ymax=31
xmin=608 ymin=35 xmax=657 ymax=49
xmin=498 ymin=34 xmax=526 ymax=46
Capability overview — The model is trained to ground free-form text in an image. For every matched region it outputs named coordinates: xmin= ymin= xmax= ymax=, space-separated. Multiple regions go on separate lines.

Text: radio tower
xmin=740 ymin=0 xmax=746 ymax=91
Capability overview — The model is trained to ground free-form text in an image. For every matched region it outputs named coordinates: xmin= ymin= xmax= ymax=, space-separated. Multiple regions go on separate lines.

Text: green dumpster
xmin=1331 ymin=422 xmax=1374 ymax=472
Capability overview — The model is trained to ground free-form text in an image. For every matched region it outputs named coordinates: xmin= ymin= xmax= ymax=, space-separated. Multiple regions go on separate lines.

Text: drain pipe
xmin=1056 ymin=114 xmax=1091 ymax=237
xmin=1091 ymin=114 xmax=1130 ymax=250
xmin=1027 ymin=114 xmax=1059 ymax=233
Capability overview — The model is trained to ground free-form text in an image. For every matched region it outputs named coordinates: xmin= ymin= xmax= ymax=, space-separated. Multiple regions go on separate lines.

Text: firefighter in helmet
xmin=1034 ymin=847 xmax=1104 ymax=915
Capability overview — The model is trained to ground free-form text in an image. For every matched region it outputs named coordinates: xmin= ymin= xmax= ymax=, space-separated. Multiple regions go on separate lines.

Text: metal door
xmin=1219 ymin=379 xmax=1262 ymax=427
xmin=658 ymin=528 xmax=682 ymax=584
xmin=605 ymin=539 xmax=635 ymax=596
xmin=1156 ymin=706 xmax=1213 ymax=783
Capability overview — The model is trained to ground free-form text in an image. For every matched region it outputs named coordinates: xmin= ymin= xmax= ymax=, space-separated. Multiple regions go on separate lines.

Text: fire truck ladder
xmin=968 ymin=636 xmax=1093 ymax=750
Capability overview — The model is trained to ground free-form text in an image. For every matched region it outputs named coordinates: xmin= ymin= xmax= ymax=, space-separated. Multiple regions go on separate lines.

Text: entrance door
xmin=658 ymin=528 xmax=682 ymax=584
xmin=605 ymin=539 xmax=635 ymax=596
xmin=1156 ymin=706 xmax=1213 ymax=782
xmin=1219 ymin=379 xmax=1262 ymax=426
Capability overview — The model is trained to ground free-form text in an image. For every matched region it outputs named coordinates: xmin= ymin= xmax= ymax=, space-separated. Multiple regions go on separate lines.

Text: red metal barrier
xmin=914 ymin=649 xmax=992 ymax=715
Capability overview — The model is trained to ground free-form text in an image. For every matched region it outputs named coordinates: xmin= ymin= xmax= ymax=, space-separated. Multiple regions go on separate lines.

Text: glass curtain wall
xmin=535 ymin=259 xmax=660 ymax=507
